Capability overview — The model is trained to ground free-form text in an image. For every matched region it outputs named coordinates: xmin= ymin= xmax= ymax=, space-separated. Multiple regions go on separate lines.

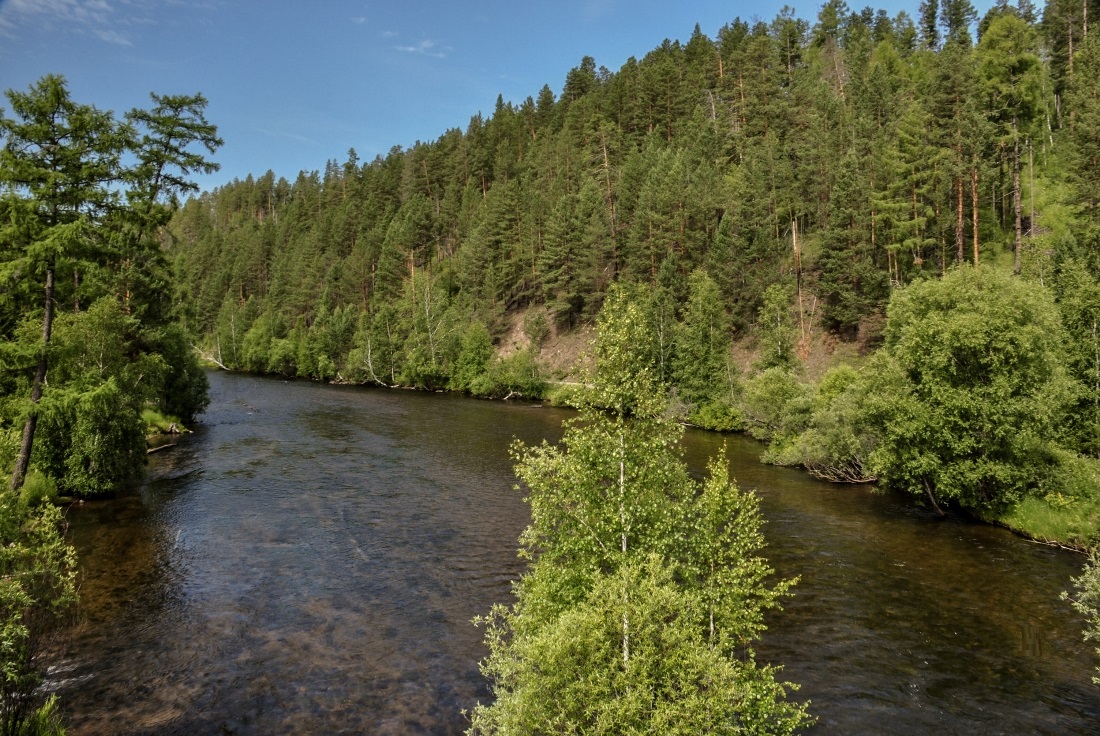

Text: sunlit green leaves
xmin=867 ymin=265 xmax=1072 ymax=512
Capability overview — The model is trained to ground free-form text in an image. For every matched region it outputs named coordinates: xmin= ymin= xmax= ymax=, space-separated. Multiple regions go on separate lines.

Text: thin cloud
xmin=581 ymin=0 xmax=617 ymax=22
xmin=0 ymin=0 xmax=147 ymax=43
xmin=351 ymin=16 xmax=367 ymax=25
xmin=94 ymin=28 xmax=133 ymax=45
xmin=394 ymin=39 xmax=447 ymax=58
xmin=2 ymin=0 xmax=113 ymax=28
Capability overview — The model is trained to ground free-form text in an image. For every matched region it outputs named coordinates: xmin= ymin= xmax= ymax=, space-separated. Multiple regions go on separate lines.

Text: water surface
xmin=58 ymin=371 xmax=1100 ymax=733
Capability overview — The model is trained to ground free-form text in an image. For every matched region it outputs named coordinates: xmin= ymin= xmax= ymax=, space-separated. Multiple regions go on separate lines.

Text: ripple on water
xmin=56 ymin=372 xmax=1100 ymax=734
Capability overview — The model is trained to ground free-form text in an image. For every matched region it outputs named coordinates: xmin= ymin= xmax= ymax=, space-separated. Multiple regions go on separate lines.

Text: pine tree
xmin=1066 ymin=33 xmax=1100 ymax=223
xmin=977 ymin=13 xmax=1043 ymax=272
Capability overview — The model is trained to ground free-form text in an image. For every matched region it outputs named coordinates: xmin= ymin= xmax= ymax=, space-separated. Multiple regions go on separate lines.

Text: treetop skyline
xmin=0 ymin=0 xmax=999 ymax=193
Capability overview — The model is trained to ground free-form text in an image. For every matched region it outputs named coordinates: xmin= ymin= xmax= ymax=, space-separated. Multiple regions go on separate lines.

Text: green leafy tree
xmin=757 ymin=283 xmax=798 ymax=369
xmin=977 ymin=13 xmax=1043 ymax=273
xmin=1065 ymin=33 xmax=1100 ymax=225
xmin=784 ymin=364 xmax=881 ymax=482
xmin=1062 ymin=548 xmax=1100 ymax=685
xmin=865 ymin=266 xmax=1072 ymax=514
xmin=33 ymin=299 xmax=158 ymax=496
xmin=450 ymin=321 xmax=493 ymax=392
xmin=673 ymin=270 xmax=740 ymax=426
xmin=1 ymin=75 xmax=219 ymax=494
xmin=1051 ymin=259 xmax=1100 ymax=456
xmin=1 ymin=75 xmax=126 ymax=491
xmin=469 ymin=285 xmax=809 ymax=733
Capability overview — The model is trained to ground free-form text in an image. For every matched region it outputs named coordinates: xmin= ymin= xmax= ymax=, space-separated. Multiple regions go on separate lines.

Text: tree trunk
xmin=10 ymin=264 xmax=56 ymax=492
xmin=956 ymin=174 xmax=965 ymax=263
xmin=923 ymin=478 xmax=945 ymax=517
xmin=1013 ymin=129 xmax=1023 ymax=275
xmin=618 ymin=428 xmax=629 ymax=665
xmin=971 ymin=164 xmax=980 ymax=266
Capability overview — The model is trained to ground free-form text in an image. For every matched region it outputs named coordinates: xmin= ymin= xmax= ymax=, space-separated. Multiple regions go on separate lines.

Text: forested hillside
xmin=172 ymin=0 xmax=1097 ymax=388
xmin=170 ymin=0 xmax=1100 ymax=532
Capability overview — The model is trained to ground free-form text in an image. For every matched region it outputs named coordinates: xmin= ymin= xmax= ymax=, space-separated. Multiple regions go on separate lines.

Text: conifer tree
xmin=1065 ymin=33 xmax=1100 ymax=224
xmin=977 ymin=13 xmax=1043 ymax=272
xmin=1 ymin=76 xmax=125 ymax=491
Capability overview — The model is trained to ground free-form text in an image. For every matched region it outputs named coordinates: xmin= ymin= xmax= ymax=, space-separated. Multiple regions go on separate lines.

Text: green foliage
xmin=17 ymin=472 xmax=57 ymax=509
xmin=521 ymin=309 xmax=550 ymax=349
xmin=785 ymin=364 xmax=881 ymax=483
xmin=673 ymin=271 xmax=736 ymax=414
xmin=865 ymin=266 xmax=1072 ymax=514
xmin=996 ymin=450 xmax=1100 ymax=546
xmin=757 ymin=284 xmax=798 ymax=370
xmin=1062 ymin=548 xmax=1100 ymax=685
xmin=147 ymin=324 xmax=209 ymax=422
xmin=1 ymin=75 xmax=217 ymax=496
xmin=471 ymin=556 xmax=807 ymax=735
xmin=1065 ymin=33 xmax=1100 ymax=223
xmin=1051 ymin=259 xmax=1100 ymax=456
xmin=141 ymin=408 xmax=184 ymax=435
xmin=587 ymin=283 xmax=665 ymax=415
xmin=742 ymin=368 xmax=813 ymax=445
xmin=0 ymin=490 xmax=77 ymax=736
xmin=470 ymin=350 xmax=546 ymax=400
xmin=450 ymin=322 xmax=493 ymax=392
xmin=19 ymin=696 xmax=66 ymax=736
xmin=470 ymin=312 xmax=810 ymax=733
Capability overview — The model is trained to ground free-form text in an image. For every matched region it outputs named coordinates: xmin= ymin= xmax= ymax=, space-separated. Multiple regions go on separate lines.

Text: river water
xmin=56 ymin=371 xmax=1099 ymax=734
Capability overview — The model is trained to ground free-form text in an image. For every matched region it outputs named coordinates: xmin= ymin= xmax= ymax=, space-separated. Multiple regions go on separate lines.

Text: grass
xmin=994 ymin=452 xmax=1100 ymax=549
xmin=142 ymin=407 xmax=185 ymax=435
xmin=997 ymin=496 xmax=1100 ymax=549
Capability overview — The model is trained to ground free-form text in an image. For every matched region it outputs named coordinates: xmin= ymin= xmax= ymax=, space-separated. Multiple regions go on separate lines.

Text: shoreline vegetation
xmin=194 ymin=339 xmax=1100 ymax=554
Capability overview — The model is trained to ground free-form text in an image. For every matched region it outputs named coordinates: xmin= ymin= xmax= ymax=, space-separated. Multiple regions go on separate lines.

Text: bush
xmin=688 ymin=399 xmax=745 ymax=432
xmin=523 ymin=309 xmax=550 ymax=349
xmin=470 ymin=350 xmax=546 ymax=400
xmin=741 ymin=367 xmax=812 ymax=444
xmin=786 ymin=364 xmax=880 ymax=483
xmin=0 ymin=491 xmax=77 ymax=736
xmin=17 ymin=472 xmax=58 ymax=509
xmin=865 ymin=266 xmax=1073 ymax=515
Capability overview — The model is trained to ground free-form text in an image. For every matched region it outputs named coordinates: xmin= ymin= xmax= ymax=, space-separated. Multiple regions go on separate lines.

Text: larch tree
xmin=1 ymin=75 xmax=125 ymax=492
xmin=977 ymin=13 xmax=1044 ymax=274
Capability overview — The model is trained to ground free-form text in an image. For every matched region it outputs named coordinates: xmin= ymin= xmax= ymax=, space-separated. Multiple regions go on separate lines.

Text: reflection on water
xmin=57 ymin=372 xmax=1100 ymax=734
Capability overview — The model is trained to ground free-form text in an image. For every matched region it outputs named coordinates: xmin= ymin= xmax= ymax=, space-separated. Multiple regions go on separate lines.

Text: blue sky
xmin=0 ymin=0 xmax=994 ymax=193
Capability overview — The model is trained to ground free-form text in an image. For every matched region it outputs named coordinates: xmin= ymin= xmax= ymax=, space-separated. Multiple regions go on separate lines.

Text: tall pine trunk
xmin=1013 ymin=124 xmax=1023 ymax=275
xmin=971 ymin=164 xmax=980 ymax=265
xmin=10 ymin=262 xmax=56 ymax=491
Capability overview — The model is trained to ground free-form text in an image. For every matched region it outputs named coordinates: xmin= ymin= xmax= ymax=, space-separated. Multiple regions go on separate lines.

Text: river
xmin=56 ymin=371 xmax=1100 ymax=734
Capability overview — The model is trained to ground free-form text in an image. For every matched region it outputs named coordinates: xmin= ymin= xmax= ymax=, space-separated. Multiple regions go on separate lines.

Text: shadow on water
xmin=56 ymin=372 xmax=1100 ymax=734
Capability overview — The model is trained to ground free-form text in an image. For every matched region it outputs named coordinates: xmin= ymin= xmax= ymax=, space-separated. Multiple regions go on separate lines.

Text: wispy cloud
xmin=351 ymin=16 xmax=367 ymax=25
xmin=94 ymin=28 xmax=133 ymax=45
xmin=394 ymin=39 xmax=447 ymax=58
xmin=0 ymin=0 xmax=143 ymax=43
